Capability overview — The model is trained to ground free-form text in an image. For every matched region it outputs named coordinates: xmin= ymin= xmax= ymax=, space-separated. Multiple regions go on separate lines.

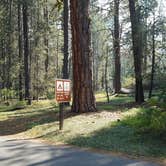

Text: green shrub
xmin=158 ymin=89 xmax=166 ymax=103
xmin=122 ymin=108 xmax=166 ymax=137
xmin=147 ymin=95 xmax=166 ymax=110
xmin=157 ymin=79 xmax=166 ymax=105
xmin=150 ymin=111 xmax=166 ymax=133
xmin=123 ymin=77 xmax=135 ymax=89
xmin=0 ymin=88 xmax=17 ymax=100
xmin=147 ymin=98 xmax=158 ymax=106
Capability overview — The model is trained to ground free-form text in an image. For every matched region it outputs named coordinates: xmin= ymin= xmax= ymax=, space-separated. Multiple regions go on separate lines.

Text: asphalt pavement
xmin=0 ymin=136 xmax=160 ymax=166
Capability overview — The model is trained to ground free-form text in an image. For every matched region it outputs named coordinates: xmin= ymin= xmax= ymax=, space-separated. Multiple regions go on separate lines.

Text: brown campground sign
xmin=55 ymin=79 xmax=71 ymax=103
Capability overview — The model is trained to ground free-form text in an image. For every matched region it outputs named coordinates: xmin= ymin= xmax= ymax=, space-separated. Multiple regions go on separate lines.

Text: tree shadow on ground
xmin=0 ymin=106 xmax=24 ymax=112
xmin=96 ymin=102 xmax=138 ymax=112
xmin=0 ymin=108 xmax=57 ymax=136
xmin=66 ymin=119 xmax=166 ymax=158
xmin=0 ymin=106 xmax=80 ymax=136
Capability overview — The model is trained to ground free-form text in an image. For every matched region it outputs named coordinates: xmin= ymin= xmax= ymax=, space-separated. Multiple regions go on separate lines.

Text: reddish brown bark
xmin=70 ymin=0 xmax=96 ymax=113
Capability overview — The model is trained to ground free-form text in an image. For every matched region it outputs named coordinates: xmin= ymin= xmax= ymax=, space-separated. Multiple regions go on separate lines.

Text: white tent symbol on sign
xmin=57 ymin=81 xmax=63 ymax=91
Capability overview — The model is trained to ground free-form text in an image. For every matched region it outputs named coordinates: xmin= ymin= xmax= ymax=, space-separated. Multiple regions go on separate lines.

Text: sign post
xmin=55 ymin=79 xmax=71 ymax=130
xmin=59 ymin=103 xmax=64 ymax=130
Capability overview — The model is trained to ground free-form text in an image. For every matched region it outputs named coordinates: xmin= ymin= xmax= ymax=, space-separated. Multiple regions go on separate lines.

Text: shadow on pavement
xmin=0 ymin=137 xmax=160 ymax=166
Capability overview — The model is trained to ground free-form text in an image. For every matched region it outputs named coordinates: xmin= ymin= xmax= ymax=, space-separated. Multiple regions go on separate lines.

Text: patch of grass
xmin=96 ymin=92 xmax=134 ymax=105
xmin=95 ymin=92 xmax=108 ymax=102
xmin=97 ymin=104 xmax=115 ymax=111
xmin=68 ymin=124 xmax=166 ymax=157
xmin=0 ymin=100 xmax=58 ymax=121
xmin=96 ymin=94 xmax=134 ymax=112
xmin=0 ymin=100 xmax=59 ymax=135
xmin=108 ymin=94 xmax=134 ymax=105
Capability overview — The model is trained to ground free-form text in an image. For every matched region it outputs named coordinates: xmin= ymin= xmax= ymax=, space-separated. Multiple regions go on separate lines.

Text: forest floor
xmin=0 ymin=93 xmax=165 ymax=165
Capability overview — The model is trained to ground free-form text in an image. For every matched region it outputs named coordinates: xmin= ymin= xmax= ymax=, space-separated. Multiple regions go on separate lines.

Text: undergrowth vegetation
xmin=119 ymin=108 xmax=166 ymax=138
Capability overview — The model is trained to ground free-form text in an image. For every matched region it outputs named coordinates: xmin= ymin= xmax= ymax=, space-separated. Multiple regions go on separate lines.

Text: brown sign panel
xmin=55 ymin=79 xmax=71 ymax=103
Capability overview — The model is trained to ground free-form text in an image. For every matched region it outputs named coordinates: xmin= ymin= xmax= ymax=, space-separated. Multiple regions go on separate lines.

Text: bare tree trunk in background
xmin=128 ymin=0 xmax=144 ymax=103
xmin=101 ymin=62 xmax=105 ymax=90
xmin=70 ymin=0 xmax=96 ymax=113
xmin=143 ymin=28 xmax=147 ymax=74
xmin=43 ymin=0 xmax=49 ymax=97
xmin=143 ymin=0 xmax=148 ymax=74
xmin=92 ymin=41 xmax=95 ymax=90
xmin=56 ymin=31 xmax=59 ymax=77
xmin=95 ymin=59 xmax=99 ymax=90
xmin=92 ymin=38 xmax=99 ymax=91
xmin=6 ymin=0 xmax=12 ymax=92
xmin=143 ymin=19 xmax=148 ymax=74
xmin=18 ymin=3 xmax=23 ymax=101
xmin=105 ymin=47 xmax=109 ymax=103
xmin=34 ymin=0 xmax=40 ymax=101
xmin=0 ymin=39 xmax=6 ymax=100
xmin=1 ymin=39 xmax=5 ymax=90
xmin=23 ymin=2 xmax=31 ymax=104
xmin=149 ymin=14 xmax=156 ymax=98
xmin=44 ymin=0 xmax=49 ymax=80
xmin=113 ymin=0 xmax=121 ymax=93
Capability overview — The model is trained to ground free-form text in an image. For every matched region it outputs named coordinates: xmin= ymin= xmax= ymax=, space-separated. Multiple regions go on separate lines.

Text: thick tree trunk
xmin=113 ymin=0 xmax=121 ymax=93
xmin=18 ymin=3 xmax=23 ymax=101
xmin=70 ymin=0 xmax=96 ymax=113
xmin=23 ymin=2 xmax=31 ymax=104
xmin=149 ymin=14 xmax=155 ymax=98
xmin=62 ymin=0 xmax=69 ymax=79
xmin=128 ymin=0 xmax=144 ymax=103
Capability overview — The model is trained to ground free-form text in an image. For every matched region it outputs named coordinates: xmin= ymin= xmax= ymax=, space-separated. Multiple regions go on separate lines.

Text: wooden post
xmin=59 ymin=103 xmax=64 ymax=130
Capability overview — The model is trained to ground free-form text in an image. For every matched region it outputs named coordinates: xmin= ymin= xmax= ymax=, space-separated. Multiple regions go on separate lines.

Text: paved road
xmin=0 ymin=137 xmax=160 ymax=166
